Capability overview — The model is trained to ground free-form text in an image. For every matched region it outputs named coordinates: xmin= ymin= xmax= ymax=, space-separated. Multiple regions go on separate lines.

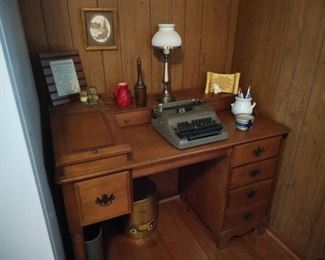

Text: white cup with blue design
xmin=235 ymin=114 xmax=254 ymax=131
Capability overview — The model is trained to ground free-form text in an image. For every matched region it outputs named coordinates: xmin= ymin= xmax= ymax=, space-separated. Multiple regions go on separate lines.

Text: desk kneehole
xmin=125 ymin=177 xmax=158 ymax=239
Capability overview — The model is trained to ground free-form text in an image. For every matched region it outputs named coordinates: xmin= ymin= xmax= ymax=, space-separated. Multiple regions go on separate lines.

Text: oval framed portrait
xmin=89 ymin=14 xmax=111 ymax=43
xmin=82 ymin=8 xmax=117 ymax=50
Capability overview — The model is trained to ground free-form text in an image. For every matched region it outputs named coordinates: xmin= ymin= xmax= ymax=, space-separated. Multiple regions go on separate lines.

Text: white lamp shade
xmin=152 ymin=24 xmax=182 ymax=48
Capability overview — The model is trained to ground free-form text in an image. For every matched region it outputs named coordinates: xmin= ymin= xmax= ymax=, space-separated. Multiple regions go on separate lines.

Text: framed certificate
xmin=49 ymin=59 xmax=80 ymax=96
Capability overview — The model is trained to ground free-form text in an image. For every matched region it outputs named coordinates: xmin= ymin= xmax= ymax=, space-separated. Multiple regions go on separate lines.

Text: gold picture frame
xmin=81 ymin=8 xmax=118 ymax=50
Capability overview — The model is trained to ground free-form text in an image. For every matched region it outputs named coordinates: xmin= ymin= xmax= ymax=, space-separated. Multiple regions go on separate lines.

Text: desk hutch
xmin=50 ymin=89 xmax=288 ymax=260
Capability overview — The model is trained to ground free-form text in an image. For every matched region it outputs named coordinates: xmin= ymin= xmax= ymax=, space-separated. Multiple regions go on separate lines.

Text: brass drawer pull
xmin=95 ymin=193 xmax=115 ymax=206
xmin=246 ymin=189 xmax=257 ymax=198
xmin=252 ymin=146 xmax=264 ymax=157
xmin=250 ymin=169 xmax=261 ymax=178
xmin=243 ymin=212 xmax=252 ymax=220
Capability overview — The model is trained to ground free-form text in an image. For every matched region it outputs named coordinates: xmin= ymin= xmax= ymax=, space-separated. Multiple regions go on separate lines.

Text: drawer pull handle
xmin=124 ymin=119 xmax=130 ymax=124
xmin=250 ymin=169 xmax=261 ymax=178
xmin=246 ymin=189 xmax=257 ymax=198
xmin=95 ymin=193 xmax=115 ymax=206
xmin=243 ymin=212 xmax=252 ymax=220
xmin=253 ymin=146 xmax=264 ymax=157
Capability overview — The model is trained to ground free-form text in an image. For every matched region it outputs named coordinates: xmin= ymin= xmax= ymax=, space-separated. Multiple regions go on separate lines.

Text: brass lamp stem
xmin=163 ymin=53 xmax=170 ymax=85
xmin=158 ymin=51 xmax=175 ymax=103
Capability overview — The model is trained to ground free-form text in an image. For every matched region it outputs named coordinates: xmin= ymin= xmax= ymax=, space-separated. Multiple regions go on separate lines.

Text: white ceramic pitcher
xmin=231 ymin=97 xmax=256 ymax=115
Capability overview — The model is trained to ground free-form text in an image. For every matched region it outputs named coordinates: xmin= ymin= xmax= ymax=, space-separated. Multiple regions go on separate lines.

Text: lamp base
xmin=158 ymin=90 xmax=176 ymax=104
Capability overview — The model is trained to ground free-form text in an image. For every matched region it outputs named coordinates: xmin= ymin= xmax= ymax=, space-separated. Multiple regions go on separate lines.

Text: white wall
xmin=0 ymin=0 xmax=65 ymax=259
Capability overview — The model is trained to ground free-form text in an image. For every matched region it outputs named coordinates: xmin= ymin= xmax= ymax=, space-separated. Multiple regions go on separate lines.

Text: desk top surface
xmin=51 ymin=90 xmax=289 ymax=184
xmin=124 ymin=111 xmax=288 ymax=165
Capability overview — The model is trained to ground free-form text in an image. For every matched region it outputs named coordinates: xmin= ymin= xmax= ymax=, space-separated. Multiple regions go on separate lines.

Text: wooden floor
xmin=104 ymin=198 xmax=296 ymax=260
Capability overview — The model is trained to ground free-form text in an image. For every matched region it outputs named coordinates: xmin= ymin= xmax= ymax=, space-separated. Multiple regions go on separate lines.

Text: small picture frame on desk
xmin=81 ymin=8 xmax=118 ymax=50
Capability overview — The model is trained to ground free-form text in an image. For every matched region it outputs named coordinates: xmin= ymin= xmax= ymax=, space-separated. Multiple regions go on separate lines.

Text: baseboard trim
xmin=267 ymin=225 xmax=302 ymax=260
xmin=159 ymin=194 xmax=180 ymax=204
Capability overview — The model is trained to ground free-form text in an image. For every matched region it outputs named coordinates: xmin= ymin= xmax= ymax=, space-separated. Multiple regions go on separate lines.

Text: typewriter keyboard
xmin=175 ymin=117 xmax=224 ymax=141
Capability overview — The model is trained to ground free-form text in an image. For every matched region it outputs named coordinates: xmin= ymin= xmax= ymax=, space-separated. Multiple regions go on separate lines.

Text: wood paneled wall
xmin=19 ymin=0 xmax=239 ymax=98
xmin=232 ymin=0 xmax=325 ymax=259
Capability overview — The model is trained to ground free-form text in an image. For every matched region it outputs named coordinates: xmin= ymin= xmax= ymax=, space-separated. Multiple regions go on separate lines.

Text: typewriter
xmin=151 ymin=99 xmax=228 ymax=149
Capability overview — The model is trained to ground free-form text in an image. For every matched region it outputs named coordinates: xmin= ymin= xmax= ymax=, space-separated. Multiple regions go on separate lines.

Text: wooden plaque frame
xmin=39 ymin=51 xmax=87 ymax=106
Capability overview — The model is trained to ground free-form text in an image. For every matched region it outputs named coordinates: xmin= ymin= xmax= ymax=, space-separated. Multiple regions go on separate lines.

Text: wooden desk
xmin=50 ymin=90 xmax=289 ymax=260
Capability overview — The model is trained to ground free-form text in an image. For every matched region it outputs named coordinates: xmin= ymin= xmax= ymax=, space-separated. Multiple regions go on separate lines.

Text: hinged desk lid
xmin=51 ymin=109 xmax=131 ymax=167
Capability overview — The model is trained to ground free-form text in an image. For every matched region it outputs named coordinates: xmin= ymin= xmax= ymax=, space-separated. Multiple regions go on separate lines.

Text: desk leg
xmin=62 ymin=184 xmax=87 ymax=260
xmin=71 ymin=232 xmax=86 ymax=260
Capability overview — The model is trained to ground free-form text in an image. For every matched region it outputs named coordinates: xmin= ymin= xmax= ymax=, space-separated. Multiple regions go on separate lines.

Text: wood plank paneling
xmin=41 ymin=0 xmax=74 ymax=51
xmin=293 ymin=39 xmax=325 ymax=259
xmin=224 ymin=0 xmax=240 ymax=73
xmin=170 ymin=0 xmax=185 ymax=91
xmin=119 ymin=0 xmax=152 ymax=96
xmin=182 ymin=0 xmax=203 ymax=89
xmin=19 ymin=0 xmax=49 ymax=102
xmin=232 ymin=0 xmax=325 ymax=259
xmin=231 ymin=0 xmax=291 ymax=102
xmin=20 ymin=0 xmax=237 ymax=97
xmin=68 ymin=0 xmax=106 ymax=93
xmin=199 ymin=0 xmax=232 ymax=87
xmin=268 ymin=0 xmax=323 ymax=232
xmin=19 ymin=0 xmax=48 ymax=57
xmin=98 ymin=0 xmax=123 ymax=96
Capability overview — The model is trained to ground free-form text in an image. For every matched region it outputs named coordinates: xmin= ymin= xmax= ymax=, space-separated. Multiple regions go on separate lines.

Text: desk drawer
xmin=224 ymin=201 xmax=268 ymax=229
xmin=230 ymin=158 xmax=277 ymax=189
xmin=232 ymin=137 xmax=281 ymax=167
xmin=228 ymin=179 xmax=273 ymax=210
xmin=75 ymin=171 xmax=132 ymax=225
xmin=115 ymin=110 xmax=150 ymax=127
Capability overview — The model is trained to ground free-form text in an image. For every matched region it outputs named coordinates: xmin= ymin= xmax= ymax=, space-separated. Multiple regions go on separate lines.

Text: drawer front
xmin=230 ymin=158 xmax=277 ymax=189
xmin=115 ymin=110 xmax=150 ymax=127
xmin=232 ymin=136 xmax=282 ymax=167
xmin=75 ymin=171 xmax=132 ymax=225
xmin=224 ymin=201 xmax=268 ymax=229
xmin=228 ymin=179 xmax=273 ymax=210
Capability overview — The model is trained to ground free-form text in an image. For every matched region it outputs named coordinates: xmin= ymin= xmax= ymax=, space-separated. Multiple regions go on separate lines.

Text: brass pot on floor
xmin=125 ymin=177 xmax=158 ymax=239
